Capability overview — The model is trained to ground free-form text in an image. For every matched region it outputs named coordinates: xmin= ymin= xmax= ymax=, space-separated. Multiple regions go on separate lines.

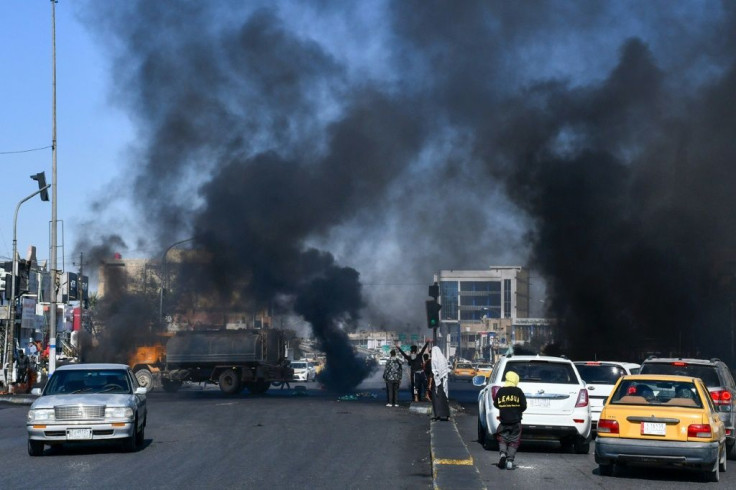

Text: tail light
xmin=688 ymin=424 xmax=713 ymax=438
xmin=711 ymin=389 xmax=733 ymax=406
xmin=598 ymin=419 xmax=619 ymax=434
xmin=491 ymin=385 xmax=501 ymax=400
xmin=575 ymin=388 xmax=589 ymax=407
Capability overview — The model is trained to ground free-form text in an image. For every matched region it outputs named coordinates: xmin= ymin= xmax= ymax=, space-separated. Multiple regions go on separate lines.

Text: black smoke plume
xmin=76 ymin=1 xmax=736 ymax=374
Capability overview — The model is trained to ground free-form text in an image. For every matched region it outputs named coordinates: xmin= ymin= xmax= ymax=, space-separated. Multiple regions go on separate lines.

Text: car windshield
xmin=575 ymin=364 xmax=626 ymax=384
xmin=292 ymin=362 xmax=307 ymax=369
xmin=505 ymin=361 xmax=579 ymax=384
xmin=477 ymin=364 xmax=492 ymax=370
xmin=610 ymin=379 xmax=703 ymax=408
xmin=44 ymin=369 xmax=132 ymax=395
xmin=640 ymin=363 xmax=721 ymax=387
xmin=456 ymin=363 xmax=473 ymax=369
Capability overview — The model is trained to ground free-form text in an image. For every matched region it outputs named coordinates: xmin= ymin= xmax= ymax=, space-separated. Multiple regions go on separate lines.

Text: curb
xmin=424 ymin=403 xmax=485 ymax=490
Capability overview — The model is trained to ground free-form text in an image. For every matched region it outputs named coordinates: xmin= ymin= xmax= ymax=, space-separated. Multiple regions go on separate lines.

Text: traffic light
xmin=31 ymin=171 xmax=49 ymax=201
xmin=426 ymin=299 xmax=441 ymax=329
xmin=0 ymin=269 xmax=7 ymax=292
xmin=428 ymin=282 xmax=439 ymax=299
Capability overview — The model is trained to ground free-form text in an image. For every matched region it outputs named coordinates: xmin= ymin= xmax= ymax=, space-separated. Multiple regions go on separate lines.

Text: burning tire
xmin=218 ymin=369 xmax=241 ymax=395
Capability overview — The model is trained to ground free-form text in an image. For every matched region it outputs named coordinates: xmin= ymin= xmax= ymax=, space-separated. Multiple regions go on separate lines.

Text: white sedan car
xmin=27 ymin=363 xmax=147 ymax=456
xmin=474 ymin=354 xmax=592 ymax=453
xmin=291 ymin=361 xmax=316 ymax=382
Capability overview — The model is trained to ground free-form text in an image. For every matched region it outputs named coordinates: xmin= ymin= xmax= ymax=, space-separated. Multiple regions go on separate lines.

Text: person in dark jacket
xmin=382 ymin=350 xmax=403 ymax=407
xmin=396 ymin=341 xmax=430 ymax=402
xmin=493 ymin=371 xmax=527 ymax=470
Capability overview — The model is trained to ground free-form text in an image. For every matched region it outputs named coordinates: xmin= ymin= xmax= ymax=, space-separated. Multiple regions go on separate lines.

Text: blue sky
xmin=0 ymin=1 xmax=134 ymax=271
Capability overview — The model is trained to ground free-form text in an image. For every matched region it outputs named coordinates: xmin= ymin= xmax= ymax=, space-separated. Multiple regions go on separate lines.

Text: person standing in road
xmin=493 ymin=371 xmax=527 ymax=470
xmin=396 ymin=341 xmax=430 ymax=402
xmin=430 ymin=346 xmax=450 ymax=420
xmin=382 ymin=349 xmax=403 ymax=407
xmin=17 ymin=350 xmax=30 ymax=385
xmin=422 ymin=353 xmax=433 ymax=401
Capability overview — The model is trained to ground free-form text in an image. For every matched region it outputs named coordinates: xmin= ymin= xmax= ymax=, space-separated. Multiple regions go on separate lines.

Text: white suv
xmin=474 ymin=354 xmax=592 ymax=453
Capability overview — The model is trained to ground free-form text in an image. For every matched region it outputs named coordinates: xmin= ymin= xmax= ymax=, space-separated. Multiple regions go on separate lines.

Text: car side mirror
xmin=135 ymin=387 xmax=148 ymax=395
xmin=31 ymin=387 xmax=42 ymax=396
xmin=472 ymin=375 xmax=488 ymax=387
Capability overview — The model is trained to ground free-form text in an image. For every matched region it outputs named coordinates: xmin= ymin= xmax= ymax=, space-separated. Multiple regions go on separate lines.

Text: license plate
xmin=67 ymin=428 xmax=93 ymax=440
xmin=641 ymin=422 xmax=666 ymax=436
xmin=530 ymin=398 xmax=551 ymax=408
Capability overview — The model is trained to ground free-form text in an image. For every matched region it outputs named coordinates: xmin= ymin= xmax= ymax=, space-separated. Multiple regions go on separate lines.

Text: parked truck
xmin=152 ymin=328 xmax=293 ymax=395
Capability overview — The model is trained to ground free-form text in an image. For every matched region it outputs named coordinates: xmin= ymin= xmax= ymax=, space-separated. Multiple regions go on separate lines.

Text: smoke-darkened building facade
xmin=434 ymin=267 xmax=547 ymax=361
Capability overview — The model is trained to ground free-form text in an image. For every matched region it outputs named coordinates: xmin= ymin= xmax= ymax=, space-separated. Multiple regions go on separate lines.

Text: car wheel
xmin=135 ymin=368 xmax=154 ymax=392
xmin=218 ymin=369 xmax=241 ymax=395
xmin=28 ymin=439 xmax=44 ymax=457
xmin=573 ymin=437 xmax=590 ymax=454
xmin=481 ymin=428 xmax=499 ymax=451
xmin=706 ymin=444 xmax=721 ymax=482
xmin=598 ymin=463 xmax=613 ymax=476
xmin=477 ymin=418 xmax=485 ymax=444
xmin=727 ymin=439 xmax=736 ymax=460
xmin=122 ymin=417 xmax=139 ymax=453
xmin=720 ymin=442 xmax=728 ymax=473
xmin=135 ymin=419 xmax=145 ymax=447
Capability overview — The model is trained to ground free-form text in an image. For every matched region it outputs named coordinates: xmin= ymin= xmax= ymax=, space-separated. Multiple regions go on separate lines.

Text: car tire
xmin=720 ymin=442 xmax=727 ymax=473
xmin=706 ymin=444 xmax=721 ymax=482
xmin=135 ymin=368 xmax=154 ymax=392
xmin=477 ymin=418 xmax=485 ymax=444
xmin=598 ymin=463 xmax=613 ymax=476
xmin=28 ymin=439 xmax=44 ymax=457
xmin=218 ymin=369 xmax=241 ymax=395
xmin=573 ymin=437 xmax=590 ymax=454
xmin=727 ymin=439 xmax=736 ymax=460
xmin=481 ymin=427 xmax=499 ymax=451
xmin=122 ymin=417 xmax=139 ymax=453
xmin=135 ymin=419 xmax=145 ymax=447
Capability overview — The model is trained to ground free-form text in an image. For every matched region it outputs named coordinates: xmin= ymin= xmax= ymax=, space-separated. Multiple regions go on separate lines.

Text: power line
xmin=0 ymin=145 xmax=52 ymax=155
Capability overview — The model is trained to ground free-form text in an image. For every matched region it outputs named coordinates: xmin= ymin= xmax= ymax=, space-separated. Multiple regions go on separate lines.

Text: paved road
xmin=0 ymin=374 xmax=432 ymax=490
xmin=450 ymin=379 xmax=736 ymax=489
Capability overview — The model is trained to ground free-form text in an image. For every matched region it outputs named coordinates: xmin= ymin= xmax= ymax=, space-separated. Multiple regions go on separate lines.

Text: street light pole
xmin=3 ymin=185 xmax=50 ymax=390
xmin=159 ymin=238 xmax=195 ymax=327
xmin=48 ymin=0 xmax=59 ymax=376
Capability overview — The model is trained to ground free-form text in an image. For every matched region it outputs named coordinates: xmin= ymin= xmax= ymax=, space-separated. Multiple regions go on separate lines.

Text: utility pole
xmin=49 ymin=0 xmax=59 ymax=375
xmin=78 ymin=252 xmax=83 ymax=361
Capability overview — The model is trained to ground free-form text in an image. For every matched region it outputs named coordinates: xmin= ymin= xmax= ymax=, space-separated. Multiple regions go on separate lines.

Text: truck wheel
xmin=135 ymin=368 xmax=154 ymax=391
xmin=219 ymin=369 xmax=241 ymax=395
xmin=162 ymin=379 xmax=182 ymax=393
xmin=246 ymin=380 xmax=270 ymax=394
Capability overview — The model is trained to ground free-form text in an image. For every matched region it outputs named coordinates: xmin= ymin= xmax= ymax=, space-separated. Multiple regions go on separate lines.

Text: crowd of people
xmin=382 ymin=340 xmax=451 ymax=420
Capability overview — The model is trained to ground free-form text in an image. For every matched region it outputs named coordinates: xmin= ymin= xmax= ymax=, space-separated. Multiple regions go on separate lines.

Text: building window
xmin=503 ymin=279 xmax=511 ymax=318
xmin=440 ymin=281 xmax=458 ymax=321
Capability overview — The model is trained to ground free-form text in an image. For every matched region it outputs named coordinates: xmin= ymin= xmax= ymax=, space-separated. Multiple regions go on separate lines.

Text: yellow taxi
xmin=474 ymin=362 xmax=494 ymax=378
xmin=451 ymin=361 xmax=477 ymax=382
xmin=595 ymin=374 xmax=727 ymax=482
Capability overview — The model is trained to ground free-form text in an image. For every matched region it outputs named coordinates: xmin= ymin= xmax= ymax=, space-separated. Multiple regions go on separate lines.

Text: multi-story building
xmin=434 ymin=267 xmax=551 ymax=362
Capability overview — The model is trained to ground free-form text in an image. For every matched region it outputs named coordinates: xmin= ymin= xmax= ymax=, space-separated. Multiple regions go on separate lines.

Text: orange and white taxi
xmin=595 ymin=374 xmax=726 ymax=482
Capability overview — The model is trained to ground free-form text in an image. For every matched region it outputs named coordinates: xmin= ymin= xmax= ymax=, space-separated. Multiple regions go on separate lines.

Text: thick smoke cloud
xmin=76 ymin=0 xmax=736 ymax=375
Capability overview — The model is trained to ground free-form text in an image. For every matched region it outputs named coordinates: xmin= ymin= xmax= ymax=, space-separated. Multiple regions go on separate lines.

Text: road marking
xmin=433 ymin=457 xmax=474 ymax=465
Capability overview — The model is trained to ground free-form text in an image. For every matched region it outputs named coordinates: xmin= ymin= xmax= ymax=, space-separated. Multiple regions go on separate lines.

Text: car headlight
xmin=28 ymin=409 xmax=55 ymax=422
xmin=105 ymin=407 xmax=134 ymax=419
